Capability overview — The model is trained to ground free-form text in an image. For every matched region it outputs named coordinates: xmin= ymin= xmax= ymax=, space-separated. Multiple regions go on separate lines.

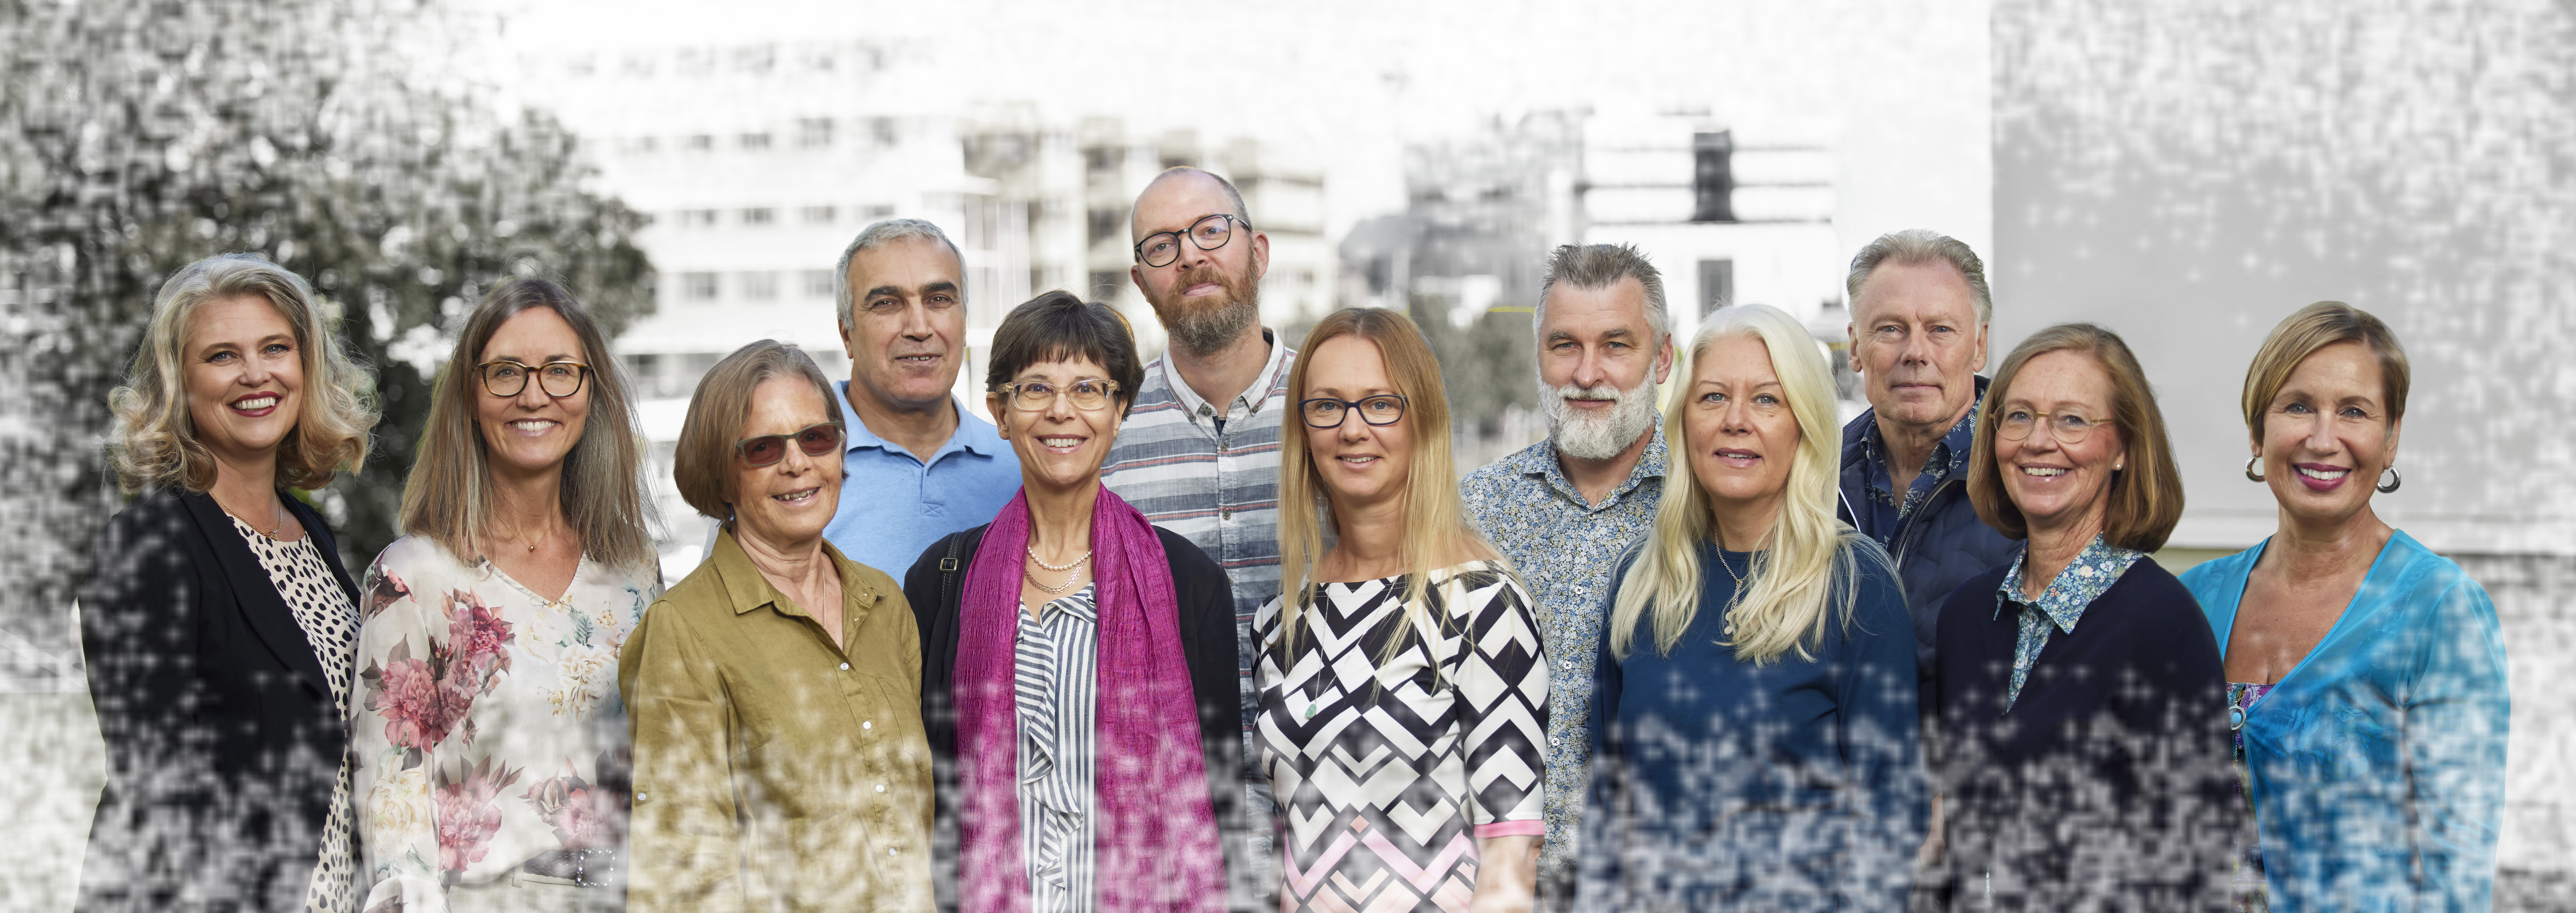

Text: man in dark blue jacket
xmin=1835 ymin=229 xmax=2018 ymax=678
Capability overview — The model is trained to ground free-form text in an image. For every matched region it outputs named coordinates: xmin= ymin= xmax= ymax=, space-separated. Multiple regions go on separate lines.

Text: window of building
xmin=1085 ymin=146 xmax=1121 ymax=173
xmin=683 ymin=134 xmax=713 ymax=152
xmin=740 ymin=207 xmax=775 ymax=226
xmin=864 ymin=203 xmax=896 ymax=219
xmin=741 ymin=271 xmax=780 ymax=301
xmin=870 ymin=117 xmax=897 ymax=147
xmin=801 ymin=206 xmax=836 ymax=225
xmin=1691 ymin=131 xmax=1737 ymax=223
xmin=739 ymin=132 xmax=772 ymax=151
xmin=1698 ymin=259 xmax=1734 ymax=316
xmin=1088 ymin=271 xmax=1123 ymax=299
xmin=681 ymin=272 xmax=719 ymax=301
xmin=803 ymin=269 xmax=836 ymax=298
xmin=1087 ymin=208 xmax=1122 ymax=246
xmin=797 ymin=118 xmax=834 ymax=149
xmin=678 ymin=209 xmax=718 ymax=228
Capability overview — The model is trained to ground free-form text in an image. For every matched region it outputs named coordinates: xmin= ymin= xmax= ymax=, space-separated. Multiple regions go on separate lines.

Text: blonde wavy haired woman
xmin=1255 ymin=307 xmax=1549 ymax=913
xmin=80 ymin=252 xmax=379 ymax=912
xmin=1575 ymin=303 xmax=1923 ymax=913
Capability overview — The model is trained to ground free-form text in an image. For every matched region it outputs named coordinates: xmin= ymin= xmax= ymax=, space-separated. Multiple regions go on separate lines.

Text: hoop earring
xmin=2243 ymin=456 xmax=2265 ymax=482
xmin=2377 ymin=466 xmax=2401 ymax=494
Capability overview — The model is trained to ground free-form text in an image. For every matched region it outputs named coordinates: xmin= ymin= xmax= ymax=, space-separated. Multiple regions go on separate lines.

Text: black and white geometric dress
xmin=230 ymin=514 xmax=361 ymax=913
xmin=1254 ymin=560 xmax=1548 ymax=913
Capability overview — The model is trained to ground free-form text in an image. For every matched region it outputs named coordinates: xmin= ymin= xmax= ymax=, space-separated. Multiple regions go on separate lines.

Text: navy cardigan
xmin=1932 ymin=556 xmax=2238 ymax=912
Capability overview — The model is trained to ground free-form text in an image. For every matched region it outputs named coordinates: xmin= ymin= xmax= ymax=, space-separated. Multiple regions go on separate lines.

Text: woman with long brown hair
xmin=1256 ymin=307 xmax=1548 ymax=913
xmin=349 ymin=278 xmax=659 ymax=912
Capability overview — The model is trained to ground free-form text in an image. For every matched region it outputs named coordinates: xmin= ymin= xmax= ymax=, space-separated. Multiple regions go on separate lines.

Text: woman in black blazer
xmin=79 ymin=253 xmax=379 ymax=913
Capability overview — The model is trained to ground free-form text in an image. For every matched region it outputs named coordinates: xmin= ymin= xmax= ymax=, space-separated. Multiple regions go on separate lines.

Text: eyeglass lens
xmin=2000 ymin=411 xmax=2100 ymax=442
xmin=1138 ymin=214 xmax=1237 ymax=268
xmin=1303 ymin=395 xmax=1405 ymax=428
xmin=483 ymin=361 xmax=586 ymax=397
xmin=1011 ymin=380 xmax=1114 ymax=411
xmin=741 ymin=423 xmax=843 ymax=466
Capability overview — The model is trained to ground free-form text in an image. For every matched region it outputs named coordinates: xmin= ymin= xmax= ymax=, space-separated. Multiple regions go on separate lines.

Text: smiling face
xmin=839 ymin=236 xmax=966 ymax=413
xmin=183 ymin=295 xmax=306 ymax=468
xmin=1302 ymin=334 xmax=1414 ymax=511
xmin=1538 ymin=277 xmax=1675 ymax=460
xmin=988 ymin=354 xmax=1124 ymax=496
xmin=729 ymin=376 xmax=844 ymax=545
xmin=1849 ymin=260 xmax=1990 ymax=432
xmin=1994 ymin=349 xmax=2127 ymax=534
xmin=1129 ymin=171 xmax=1268 ymax=357
xmin=1682 ymin=334 xmax=1801 ymax=529
xmin=2257 ymin=341 xmax=2400 ymax=527
xmin=474 ymin=307 xmax=592 ymax=480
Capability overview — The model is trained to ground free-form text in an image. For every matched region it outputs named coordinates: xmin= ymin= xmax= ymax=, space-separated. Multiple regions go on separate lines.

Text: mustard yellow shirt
xmin=619 ymin=529 xmax=932 ymax=913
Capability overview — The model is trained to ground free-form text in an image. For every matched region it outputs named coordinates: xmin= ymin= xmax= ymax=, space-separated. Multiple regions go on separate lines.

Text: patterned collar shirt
xmin=1456 ymin=425 xmax=1668 ymax=896
xmin=1856 ymin=396 xmax=1979 ymax=545
xmin=1098 ymin=327 xmax=1295 ymax=898
xmin=1992 ymin=534 xmax=2147 ymax=710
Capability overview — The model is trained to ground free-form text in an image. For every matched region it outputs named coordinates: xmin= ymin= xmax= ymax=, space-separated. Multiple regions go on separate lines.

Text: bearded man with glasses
xmin=1458 ymin=242 xmax=1676 ymax=910
xmin=1100 ymin=166 xmax=1299 ymax=908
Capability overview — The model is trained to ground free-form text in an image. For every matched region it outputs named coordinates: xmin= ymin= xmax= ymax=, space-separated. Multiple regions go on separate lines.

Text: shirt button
xmin=636 ymin=791 xmax=649 ymax=803
xmin=875 ymin=784 xmax=886 ymax=793
xmin=840 ymin=662 xmax=850 ymax=671
xmin=863 ymin=720 xmax=873 ymax=730
xmin=888 ymin=847 xmax=898 ymax=856
xmin=1220 ymin=509 xmax=1233 ymax=520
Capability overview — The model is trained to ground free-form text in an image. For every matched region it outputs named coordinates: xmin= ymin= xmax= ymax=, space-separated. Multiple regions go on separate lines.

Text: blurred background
xmin=2 ymin=0 xmax=2569 ymax=909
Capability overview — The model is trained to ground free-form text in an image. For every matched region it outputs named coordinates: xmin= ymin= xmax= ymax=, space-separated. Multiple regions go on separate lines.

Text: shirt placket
xmin=808 ymin=599 xmax=901 ymax=862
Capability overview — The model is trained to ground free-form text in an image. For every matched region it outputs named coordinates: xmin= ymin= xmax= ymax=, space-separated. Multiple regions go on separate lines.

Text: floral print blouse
xmin=1992 ymin=534 xmax=2146 ymax=710
xmin=350 ymin=536 xmax=658 ymax=912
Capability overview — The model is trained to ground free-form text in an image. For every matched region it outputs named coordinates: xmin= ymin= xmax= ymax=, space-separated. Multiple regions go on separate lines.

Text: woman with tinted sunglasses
xmin=349 ymin=278 xmax=662 ymax=912
xmin=619 ymin=339 xmax=937 ymax=911
xmin=903 ymin=291 xmax=1260 ymax=913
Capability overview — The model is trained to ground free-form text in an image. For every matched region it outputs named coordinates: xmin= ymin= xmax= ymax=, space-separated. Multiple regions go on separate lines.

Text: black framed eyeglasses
xmin=1133 ymin=213 xmax=1250 ymax=268
xmin=1300 ymin=394 xmax=1408 ymax=429
xmin=996 ymin=379 xmax=1120 ymax=412
xmin=478 ymin=360 xmax=591 ymax=398
xmin=735 ymin=421 xmax=846 ymax=467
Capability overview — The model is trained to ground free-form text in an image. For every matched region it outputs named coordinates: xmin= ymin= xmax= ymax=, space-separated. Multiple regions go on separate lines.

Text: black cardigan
xmin=1931 ymin=557 xmax=2238 ymax=913
xmin=903 ymin=524 xmax=1258 ymax=913
xmin=77 ymin=487 xmax=361 ymax=913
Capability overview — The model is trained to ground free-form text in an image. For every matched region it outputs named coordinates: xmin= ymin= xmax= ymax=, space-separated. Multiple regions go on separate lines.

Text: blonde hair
xmin=2240 ymin=301 xmax=2409 ymax=442
xmin=107 ymin=253 xmax=376 ymax=494
xmin=398 ymin=278 xmax=658 ymax=575
xmin=1277 ymin=308 xmax=1497 ymax=664
xmin=1608 ymin=304 xmax=1883 ymax=664
xmin=1965 ymin=323 xmax=2185 ymax=551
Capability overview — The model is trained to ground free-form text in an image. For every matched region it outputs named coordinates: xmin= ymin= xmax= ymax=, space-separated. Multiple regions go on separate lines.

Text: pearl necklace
xmin=1024 ymin=545 xmax=1093 ymax=596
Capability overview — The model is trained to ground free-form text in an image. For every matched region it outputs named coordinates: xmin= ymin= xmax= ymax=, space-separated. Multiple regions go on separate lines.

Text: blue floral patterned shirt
xmin=1992 ymin=534 xmax=2146 ymax=710
xmin=1458 ymin=427 xmax=1667 ymax=895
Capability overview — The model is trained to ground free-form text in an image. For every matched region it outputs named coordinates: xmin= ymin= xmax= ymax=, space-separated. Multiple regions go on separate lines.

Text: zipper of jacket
xmin=1891 ymin=477 xmax=1960 ymax=570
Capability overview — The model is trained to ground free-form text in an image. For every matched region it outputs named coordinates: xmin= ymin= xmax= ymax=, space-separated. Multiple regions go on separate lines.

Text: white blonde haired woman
xmin=1256 ymin=307 xmax=1549 ymax=913
xmin=81 ymin=252 xmax=378 ymax=912
xmin=1575 ymin=303 xmax=1923 ymax=913
xmin=349 ymin=278 xmax=660 ymax=912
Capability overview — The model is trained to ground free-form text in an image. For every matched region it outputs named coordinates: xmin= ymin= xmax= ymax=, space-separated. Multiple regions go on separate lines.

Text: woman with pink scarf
xmin=903 ymin=291 xmax=1258 ymax=913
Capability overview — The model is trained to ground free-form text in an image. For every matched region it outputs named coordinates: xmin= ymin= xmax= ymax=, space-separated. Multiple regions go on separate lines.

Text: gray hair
xmin=1535 ymin=243 xmax=1671 ymax=342
xmin=1846 ymin=229 xmax=1992 ymax=323
xmin=833 ymin=218 xmax=964 ymax=330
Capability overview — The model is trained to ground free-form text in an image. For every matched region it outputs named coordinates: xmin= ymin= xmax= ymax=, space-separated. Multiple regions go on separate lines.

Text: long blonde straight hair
xmin=398 ymin=278 xmax=658 ymax=576
xmin=1276 ymin=308 xmax=1497 ymax=664
xmin=1609 ymin=304 xmax=1885 ymax=664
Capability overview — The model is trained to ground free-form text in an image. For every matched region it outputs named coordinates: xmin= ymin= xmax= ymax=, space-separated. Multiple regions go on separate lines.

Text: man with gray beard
xmin=1459 ymin=243 xmax=1675 ymax=910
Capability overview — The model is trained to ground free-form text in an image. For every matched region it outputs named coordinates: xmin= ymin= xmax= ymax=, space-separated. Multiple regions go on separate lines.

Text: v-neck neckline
xmin=2215 ymin=532 xmax=2406 ymax=691
xmin=484 ymin=551 xmax=590 ymax=609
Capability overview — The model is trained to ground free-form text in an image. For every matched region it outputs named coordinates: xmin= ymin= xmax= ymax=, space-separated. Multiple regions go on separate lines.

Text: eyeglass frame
xmin=1298 ymin=394 xmax=1410 ymax=429
xmin=1132 ymin=213 xmax=1252 ymax=268
xmin=476 ymin=359 xmax=594 ymax=398
xmin=993 ymin=378 xmax=1123 ymax=412
xmin=1995 ymin=408 xmax=2117 ymax=444
xmin=733 ymin=421 xmax=847 ymax=467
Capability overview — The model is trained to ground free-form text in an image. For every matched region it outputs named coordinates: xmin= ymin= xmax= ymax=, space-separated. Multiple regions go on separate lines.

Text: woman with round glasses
xmin=1933 ymin=323 xmax=2236 ymax=910
xmin=1258 ymin=307 xmax=1548 ymax=913
xmin=349 ymin=278 xmax=660 ymax=912
xmin=2178 ymin=303 xmax=2505 ymax=911
xmin=621 ymin=338 xmax=934 ymax=911
xmin=903 ymin=291 xmax=1256 ymax=913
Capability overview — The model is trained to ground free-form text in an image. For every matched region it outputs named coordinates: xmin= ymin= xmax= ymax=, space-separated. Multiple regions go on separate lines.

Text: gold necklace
xmin=212 ymin=492 xmax=290 ymax=539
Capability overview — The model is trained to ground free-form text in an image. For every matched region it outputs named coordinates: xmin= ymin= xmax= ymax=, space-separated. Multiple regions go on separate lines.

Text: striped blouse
xmin=1017 ymin=583 xmax=1101 ymax=913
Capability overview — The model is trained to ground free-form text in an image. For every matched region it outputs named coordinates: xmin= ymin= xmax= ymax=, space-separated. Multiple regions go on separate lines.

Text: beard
xmin=1543 ymin=374 xmax=1660 ymax=461
xmin=1152 ymin=261 xmax=1262 ymax=358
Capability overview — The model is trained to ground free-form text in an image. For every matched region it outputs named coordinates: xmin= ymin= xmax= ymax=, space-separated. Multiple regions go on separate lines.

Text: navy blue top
xmin=1933 ymin=554 xmax=2238 ymax=912
xmin=1578 ymin=539 xmax=1926 ymax=913
xmin=1836 ymin=376 xmax=2018 ymax=683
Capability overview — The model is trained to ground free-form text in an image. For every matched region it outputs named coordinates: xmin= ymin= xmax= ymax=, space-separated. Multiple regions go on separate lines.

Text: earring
xmin=2244 ymin=456 xmax=2265 ymax=482
xmin=2377 ymin=466 xmax=2402 ymax=494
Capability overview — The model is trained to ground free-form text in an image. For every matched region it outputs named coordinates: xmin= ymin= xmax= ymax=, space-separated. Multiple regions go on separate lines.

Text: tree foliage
xmin=0 ymin=0 xmax=653 ymax=658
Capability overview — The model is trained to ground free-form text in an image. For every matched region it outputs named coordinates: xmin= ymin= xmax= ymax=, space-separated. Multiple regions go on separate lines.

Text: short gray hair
xmin=1846 ymin=229 xmax=1992 ymax=323
xmin=833 ymin=218 xmax=964 ymax=330
xmin=1535 ymin=243 xmax=1670 ymax=342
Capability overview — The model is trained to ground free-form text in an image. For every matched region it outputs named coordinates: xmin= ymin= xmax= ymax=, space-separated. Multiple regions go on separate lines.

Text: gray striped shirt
xmin=1017 ymin=584 xmax=1099 ymax=913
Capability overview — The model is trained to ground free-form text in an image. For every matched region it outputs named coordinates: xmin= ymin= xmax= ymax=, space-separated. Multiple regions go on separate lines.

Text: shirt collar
xmin=1159 ymin=327 xmax=1288 ymax=420
xmin=1513 ymin=421 xmax=1669 ymax=510
xmin=1992 ymin=533 xmax=2146 ymax=633
xmin=835 ymin=381 xmax=1006 ymax=459
xmin=711 ymin=527 xmax=883 ymax=632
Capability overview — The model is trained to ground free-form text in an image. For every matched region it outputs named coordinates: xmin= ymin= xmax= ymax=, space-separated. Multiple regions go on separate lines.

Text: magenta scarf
xmin=955 ymin=486 xmax=1225 ymax=913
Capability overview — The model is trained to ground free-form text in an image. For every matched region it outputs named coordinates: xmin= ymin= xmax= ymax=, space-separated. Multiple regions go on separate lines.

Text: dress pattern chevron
xmin=1255 ymin=561 xmax=1548 ymax=913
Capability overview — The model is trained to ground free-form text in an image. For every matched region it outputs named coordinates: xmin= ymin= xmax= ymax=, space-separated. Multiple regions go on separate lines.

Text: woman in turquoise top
xmin=2179 ymin=302 xmax=2507 ymax=912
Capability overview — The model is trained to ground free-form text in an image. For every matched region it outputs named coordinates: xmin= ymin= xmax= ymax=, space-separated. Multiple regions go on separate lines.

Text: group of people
xmin=77 ymin=165 xmax=2508 ymax=913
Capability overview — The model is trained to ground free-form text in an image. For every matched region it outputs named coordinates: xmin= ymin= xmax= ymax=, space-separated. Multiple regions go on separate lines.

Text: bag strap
xmin=938 ymin=532 xmax=966 ymax=610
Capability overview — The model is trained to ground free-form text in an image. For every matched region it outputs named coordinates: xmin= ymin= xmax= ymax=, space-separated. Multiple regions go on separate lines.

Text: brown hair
xmin=399 ymin=278 xmax=657 ymax=574
xmin=107 ymin=253 xmax=377 ymax=494
xmin=1966 ymin=323 xmax=2184 ymax=551
xmin=2240 ymin=301 xmax=2410 ymax=443
xmin=673 ymin=340 xmax=841 ymax=520
xmin=985 ymin=291 xmax=1144 ymax=417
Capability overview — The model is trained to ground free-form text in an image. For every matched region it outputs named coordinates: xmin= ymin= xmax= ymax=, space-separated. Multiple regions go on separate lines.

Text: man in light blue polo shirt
xmin=820 ymin=219 xmax=1021 ymax=573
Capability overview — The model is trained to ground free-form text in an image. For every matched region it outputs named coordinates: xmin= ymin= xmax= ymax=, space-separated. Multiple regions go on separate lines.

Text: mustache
xmin=1551 ymin=382 xmax=1629 ymax=403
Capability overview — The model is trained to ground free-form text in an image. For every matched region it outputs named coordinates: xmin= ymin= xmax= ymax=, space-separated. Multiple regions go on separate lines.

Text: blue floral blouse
xmin=1992 ymin=534 xmax=2147 ymax=710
